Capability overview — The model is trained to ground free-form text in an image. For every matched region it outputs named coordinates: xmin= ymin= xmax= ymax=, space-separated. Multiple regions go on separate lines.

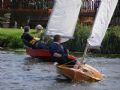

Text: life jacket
xmin=21 ymin=33 xmax=37 ymax=48
xmin=29 ymin=38 xmax=37 ymax=45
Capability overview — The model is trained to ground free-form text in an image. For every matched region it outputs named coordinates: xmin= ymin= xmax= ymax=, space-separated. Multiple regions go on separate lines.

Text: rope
xmin=58 ymin=60 xmax=75 ymax=67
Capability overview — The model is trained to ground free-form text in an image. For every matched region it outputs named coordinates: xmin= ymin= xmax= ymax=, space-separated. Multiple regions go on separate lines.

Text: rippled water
xmin=0 ymin=51 xmax=120 ymax=90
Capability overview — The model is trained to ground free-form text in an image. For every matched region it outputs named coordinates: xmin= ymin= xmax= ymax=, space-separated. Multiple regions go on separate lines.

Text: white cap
xmin=36 ymin=24 xmax=43 ymax=30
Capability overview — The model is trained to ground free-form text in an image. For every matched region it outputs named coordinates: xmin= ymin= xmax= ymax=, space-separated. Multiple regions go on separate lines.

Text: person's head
xmin=53 ymin=35 xmax=61 ymax=43
xmin=36 ymin=24 xmax=43 ymax=33
xmin=24 ymin=26 xmax=30 ymax=32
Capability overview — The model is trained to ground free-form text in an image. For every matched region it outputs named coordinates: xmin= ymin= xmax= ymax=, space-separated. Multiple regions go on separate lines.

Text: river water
xmin=0 ymin=50 xmax=120 ymax=90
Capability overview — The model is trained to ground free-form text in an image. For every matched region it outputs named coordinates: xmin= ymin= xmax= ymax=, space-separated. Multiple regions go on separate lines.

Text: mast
xmin=80 ymin=43 xmax=89 ymax=63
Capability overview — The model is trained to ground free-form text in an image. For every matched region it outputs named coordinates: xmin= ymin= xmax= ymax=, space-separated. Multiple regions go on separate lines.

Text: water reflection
xmin=24 ymin=57 xmax=43 ymax=65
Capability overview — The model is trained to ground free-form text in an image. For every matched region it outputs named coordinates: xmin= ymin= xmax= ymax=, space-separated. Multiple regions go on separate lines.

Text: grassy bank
xmin=0 ymin=28 xmax=35 ymax=49
xmin=0 ymin=24 xmax=120 ymax=54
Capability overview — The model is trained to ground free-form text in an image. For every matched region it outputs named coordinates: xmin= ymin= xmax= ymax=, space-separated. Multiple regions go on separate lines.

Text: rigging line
xmin=80 ymin=43 xmax=89 ymax=64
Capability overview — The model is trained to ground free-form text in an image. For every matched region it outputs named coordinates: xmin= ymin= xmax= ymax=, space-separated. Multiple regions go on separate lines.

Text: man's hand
xmin=53 ymin=53 xmax=62 ymax=58
xmin=74 ymin=61 xmax=83 ymax=69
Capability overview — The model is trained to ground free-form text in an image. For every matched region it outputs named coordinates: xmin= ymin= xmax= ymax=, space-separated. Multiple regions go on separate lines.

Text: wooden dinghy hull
xmin=26 ymin=48 xmax=76 ymax=61
xmin=57 ymin=64 xmax=103 ymax=82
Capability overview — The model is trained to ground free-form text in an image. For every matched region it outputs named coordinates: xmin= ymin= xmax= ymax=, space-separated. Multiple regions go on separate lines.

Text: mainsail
xmin=46 ymin=0 xmax=82 ymax=42
xmin=87 ymin=0 xmax=118 ymax=47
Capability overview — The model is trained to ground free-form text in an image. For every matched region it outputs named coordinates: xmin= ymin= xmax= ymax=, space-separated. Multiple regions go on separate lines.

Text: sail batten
xmin=88 ymin=0 xmax=118 ymax=47
xmin=46 ymin=0 xmax=82 ymax=42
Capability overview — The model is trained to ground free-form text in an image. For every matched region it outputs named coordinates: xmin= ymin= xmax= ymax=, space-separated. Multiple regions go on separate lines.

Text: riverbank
xmin=65 ymin=23 xmax=120 ymax=54
xmin=0 ymin=47 xmax=120 ymax=58
xmin=0 ymin=24 xmax=120 ymax=54
xmin=0 ymin=28 xmax=36 ymax=49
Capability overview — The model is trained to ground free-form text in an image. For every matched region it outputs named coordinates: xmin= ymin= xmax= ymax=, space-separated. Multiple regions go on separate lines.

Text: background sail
xmin=88 ymin=0 xmax=118 ymax=47
xmin=46 ymin=0 xmax=82 ymax=42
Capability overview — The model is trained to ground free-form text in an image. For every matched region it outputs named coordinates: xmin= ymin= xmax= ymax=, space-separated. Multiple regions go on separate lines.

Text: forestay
xmin=87 ymin=0 xmax=118 ymax=47
xmin=46 ymin=0 xmax=82 ymax=42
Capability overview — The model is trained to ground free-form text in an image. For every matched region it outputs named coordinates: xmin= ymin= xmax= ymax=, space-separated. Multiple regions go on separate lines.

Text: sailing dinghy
xmin=26 ymin=48 xmax=76 ymax=61
xmin=26 ymin=0 xmax=81 ymax=61
xmin=46 ymin=0 xmax=118 ymax=82
xmin=57 ymin=64 xmax=103 ymax=82
xmin=27 ymin=0 xmax=118 ymax=82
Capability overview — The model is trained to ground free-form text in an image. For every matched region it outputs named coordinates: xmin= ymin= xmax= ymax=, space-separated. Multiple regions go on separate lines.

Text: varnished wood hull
xmin=57 ymin=64 xmax=104 ymax=82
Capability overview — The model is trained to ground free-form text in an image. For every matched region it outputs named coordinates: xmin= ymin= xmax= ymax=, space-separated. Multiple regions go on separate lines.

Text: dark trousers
xmin=52 ymin=56 xmax=76 ymax=66
xmin=34 ymin=41 xmax=48 ymax=49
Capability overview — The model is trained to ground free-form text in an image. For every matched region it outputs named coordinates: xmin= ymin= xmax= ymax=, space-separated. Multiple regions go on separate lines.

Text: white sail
xmin=46 ymin=0 xmax=82 ymax=42
xmin=88 ymin=0 xmax=118 ymax=47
